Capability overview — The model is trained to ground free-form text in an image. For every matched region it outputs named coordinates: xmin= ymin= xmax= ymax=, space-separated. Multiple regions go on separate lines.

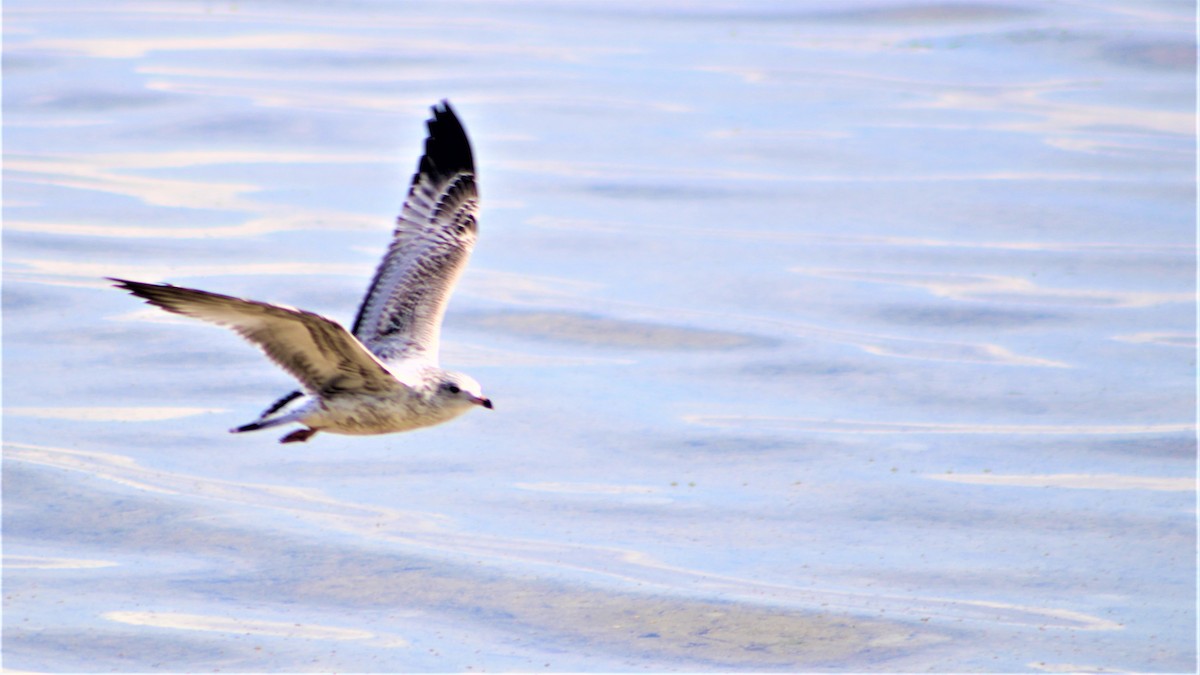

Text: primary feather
xmin=352 ymin=101 xmax=480 ymax=365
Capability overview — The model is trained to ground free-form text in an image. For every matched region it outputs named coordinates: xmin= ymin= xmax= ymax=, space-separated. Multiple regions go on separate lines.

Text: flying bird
xmin=111 ymin=101 xmax=492 ymax=443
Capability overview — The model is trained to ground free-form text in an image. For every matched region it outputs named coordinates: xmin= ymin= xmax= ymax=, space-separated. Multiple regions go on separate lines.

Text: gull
xmin=111 ymin=100 xmax=492 ymax=443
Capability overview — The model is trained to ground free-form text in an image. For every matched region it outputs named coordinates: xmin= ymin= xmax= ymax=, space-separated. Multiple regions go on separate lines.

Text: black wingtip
xmin=421 ymin=99 xmax=474 ymax=178
xmin=108 ymin=277 xmax=184 ymax=302
xmin=108 ymin=277 xmax=160 ymax=295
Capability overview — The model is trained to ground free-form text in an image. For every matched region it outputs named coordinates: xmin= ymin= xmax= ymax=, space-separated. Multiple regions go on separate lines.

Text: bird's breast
xmin=306 ymin=389 xmax=468 ymax=435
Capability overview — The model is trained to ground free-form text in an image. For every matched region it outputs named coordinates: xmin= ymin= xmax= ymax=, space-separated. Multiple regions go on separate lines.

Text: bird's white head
xmin=437 ymin=371 xmax=493 ymax=411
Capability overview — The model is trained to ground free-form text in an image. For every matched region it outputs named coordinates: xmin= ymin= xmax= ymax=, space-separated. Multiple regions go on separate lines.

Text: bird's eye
xmin=446 ymin=384 xmax=461 ymax=394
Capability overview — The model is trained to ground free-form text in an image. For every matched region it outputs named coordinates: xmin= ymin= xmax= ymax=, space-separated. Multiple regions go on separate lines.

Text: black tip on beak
xmin=467 ymin=394 xmax=493 ymax=409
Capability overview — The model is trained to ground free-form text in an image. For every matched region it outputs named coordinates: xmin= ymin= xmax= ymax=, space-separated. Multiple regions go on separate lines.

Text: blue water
xmin=4 ymin=0 xmax=1195 ymax=671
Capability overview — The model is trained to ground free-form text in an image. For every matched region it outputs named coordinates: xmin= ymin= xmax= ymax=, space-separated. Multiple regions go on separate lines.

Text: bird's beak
xmin=470 ymin=395 xmax=494 ymax=410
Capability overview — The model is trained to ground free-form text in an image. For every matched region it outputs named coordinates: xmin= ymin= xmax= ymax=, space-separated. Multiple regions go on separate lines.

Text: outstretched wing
xmin=351 ymin=100 xmax=480 ymax=365
xmin=110 ymin=278 xmax=399 ymax=397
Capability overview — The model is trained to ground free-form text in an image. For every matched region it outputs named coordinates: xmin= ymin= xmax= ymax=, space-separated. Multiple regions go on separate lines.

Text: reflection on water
xmin=683 ymin=415 xmax=1194 ymax=436
xmin=457 ymin=310 xmax=776 ymax=350
xmin=103 ymin=611 xmax=390 ymax=645
xmin=792 ymin=267 xmax=1195 ymax=308
xmin=3 ymin=0 xmax=1195 ymax=671
xmin=926 ymin=472 xmax=1194 ymax=491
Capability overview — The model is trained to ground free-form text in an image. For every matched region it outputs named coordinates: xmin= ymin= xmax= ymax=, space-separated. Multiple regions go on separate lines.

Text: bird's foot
xmin=279 ymin=428 xmax=318 ymax=444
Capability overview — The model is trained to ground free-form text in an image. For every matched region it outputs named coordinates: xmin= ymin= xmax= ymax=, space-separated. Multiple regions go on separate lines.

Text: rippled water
xmin=3 ymin=1 xmax=1196 ymax=671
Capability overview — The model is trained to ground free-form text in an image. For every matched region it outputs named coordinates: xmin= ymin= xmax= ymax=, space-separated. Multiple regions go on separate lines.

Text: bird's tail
xmin=230 ymin=414 xmax=302 ymax=434
xmin=230 ymin=391 xmax=309 ymax=434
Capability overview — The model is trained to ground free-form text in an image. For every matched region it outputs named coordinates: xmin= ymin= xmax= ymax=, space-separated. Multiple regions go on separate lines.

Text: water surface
xmin=3 ymin=0 xmax=1195 ymax=671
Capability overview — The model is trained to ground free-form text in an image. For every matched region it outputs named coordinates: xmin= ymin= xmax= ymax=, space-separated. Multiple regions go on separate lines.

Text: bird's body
xmin=111 ymin=101 xmax=492 ymax=443
xmin=253 ymin=369 xmax=481 ymax=443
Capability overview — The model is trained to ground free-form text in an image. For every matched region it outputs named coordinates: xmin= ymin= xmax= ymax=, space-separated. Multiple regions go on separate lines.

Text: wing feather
xmin=351 ymin=100 xmax=480 ymax=364
xmin=110 ymin=278 xmax=399 ymax=396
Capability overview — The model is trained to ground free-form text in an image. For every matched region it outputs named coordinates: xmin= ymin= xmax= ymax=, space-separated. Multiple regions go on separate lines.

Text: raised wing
xmin=351 ymin=100 xmax=480 ymax=365
xmin=110 ymin=279 xmax=399 ymax=397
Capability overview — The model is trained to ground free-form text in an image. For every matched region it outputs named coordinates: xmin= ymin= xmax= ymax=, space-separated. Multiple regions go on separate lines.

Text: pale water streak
xmin=684 ymin=416 xmax=1194 ymax=435
xmin=926 ymin=473 xmax=1195 ymax=492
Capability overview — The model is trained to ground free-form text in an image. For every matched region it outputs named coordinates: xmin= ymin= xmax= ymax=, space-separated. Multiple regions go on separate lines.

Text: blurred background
xmin=3 ymin=0 xmax=1195 ymax=671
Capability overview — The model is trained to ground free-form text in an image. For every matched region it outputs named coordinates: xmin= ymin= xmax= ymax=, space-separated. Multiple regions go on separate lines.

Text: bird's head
xmin=437 ymin=372 xmax=493 ymax=411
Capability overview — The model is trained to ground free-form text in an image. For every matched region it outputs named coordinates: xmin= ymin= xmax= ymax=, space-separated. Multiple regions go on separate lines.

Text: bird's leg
xmin=279 ymin=428 xmax=318 ymax=444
